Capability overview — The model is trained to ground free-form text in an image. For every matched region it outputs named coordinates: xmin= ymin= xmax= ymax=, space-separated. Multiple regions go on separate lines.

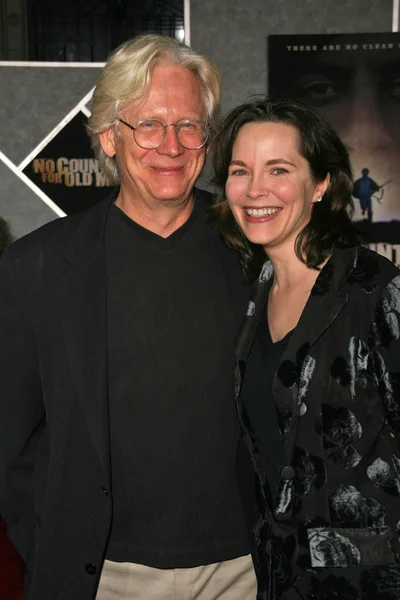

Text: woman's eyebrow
xmin=229 ymin=160 xmax=247 ymax=166
xmin=265 ymin=158 xmax=296 ymax=167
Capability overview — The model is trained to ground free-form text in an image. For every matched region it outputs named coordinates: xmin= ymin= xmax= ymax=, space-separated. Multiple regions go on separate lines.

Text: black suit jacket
xmin=0 ymin=196 xmax=112 ymax=599
xmin=236 ymin=245 xmax=400 ymax=600
xmin=0 ymin=188 xmax=246 ymax=600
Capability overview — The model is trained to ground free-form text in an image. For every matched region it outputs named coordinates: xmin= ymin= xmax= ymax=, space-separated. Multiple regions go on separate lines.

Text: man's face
xmin=100 ymin=62 xmax=208 ymax=209
xmin=271 ymin=50 xmax=400 ymax=221
xmin=295 ymin=56 xmax=400 ymax=220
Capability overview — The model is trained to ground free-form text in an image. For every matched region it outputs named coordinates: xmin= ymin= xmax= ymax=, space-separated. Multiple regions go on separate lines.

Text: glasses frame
xmin=117 ymin=118 xmax=210 ymax=150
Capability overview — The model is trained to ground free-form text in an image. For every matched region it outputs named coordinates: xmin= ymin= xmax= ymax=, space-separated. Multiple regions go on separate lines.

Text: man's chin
xmin=149 ymin=185 xmax=193 ymax=204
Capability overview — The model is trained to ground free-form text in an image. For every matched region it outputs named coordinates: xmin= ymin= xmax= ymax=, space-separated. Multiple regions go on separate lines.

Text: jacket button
xmin=281 ymin=466 xmax=296 ymax=480
xmin=85 ymin=563 xmax=97 ymax=575
xmin=101 ymin=487 xmax=109 ymax=497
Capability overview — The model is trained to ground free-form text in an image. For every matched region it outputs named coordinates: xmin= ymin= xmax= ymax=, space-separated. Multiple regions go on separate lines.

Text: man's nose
xmin=156 ymin=125 xmax=185 ymax=157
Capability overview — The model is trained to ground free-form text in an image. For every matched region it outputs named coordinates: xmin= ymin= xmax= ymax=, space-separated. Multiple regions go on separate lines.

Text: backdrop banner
xmin=23 ymin=111 xmax=116 ymax=215
xmin=268 ymin=32 xmax=400 ymax=265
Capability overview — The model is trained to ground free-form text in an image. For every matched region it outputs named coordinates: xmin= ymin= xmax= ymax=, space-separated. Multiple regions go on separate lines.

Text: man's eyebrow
xmin=296 ymin=63 xmax=354 ymax=80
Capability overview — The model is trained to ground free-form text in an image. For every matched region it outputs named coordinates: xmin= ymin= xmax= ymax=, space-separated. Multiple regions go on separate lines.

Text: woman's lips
xmin=243 ymin=207 xmax=282 ymax=222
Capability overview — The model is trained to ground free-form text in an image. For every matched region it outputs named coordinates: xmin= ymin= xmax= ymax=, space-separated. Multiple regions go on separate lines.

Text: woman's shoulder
xmin=337 ymin=244 xmax=400 ymax=302
xmin=356 ymin=245 xmax=400 ymax=283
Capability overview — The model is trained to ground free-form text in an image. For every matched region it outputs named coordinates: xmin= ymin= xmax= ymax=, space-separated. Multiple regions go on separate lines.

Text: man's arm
xmin=0 ymin=248 xmax=45 ymax=564
xmin=370 ymin=178 xmax=380 ymax=194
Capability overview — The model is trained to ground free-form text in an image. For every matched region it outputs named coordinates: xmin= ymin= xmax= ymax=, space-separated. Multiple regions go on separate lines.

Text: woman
xmin=212 ymin=99 xmax=400 ymax=599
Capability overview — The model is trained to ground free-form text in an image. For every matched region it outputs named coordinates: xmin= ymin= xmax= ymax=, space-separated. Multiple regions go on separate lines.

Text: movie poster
xmin=268 ymin=32 xmax=400 ymax=265
xmin=23 ymin=111 xmax=116 ymax=215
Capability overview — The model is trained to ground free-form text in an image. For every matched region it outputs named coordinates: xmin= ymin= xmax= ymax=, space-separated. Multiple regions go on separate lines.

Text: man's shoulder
xmin=12 ymin=212 xmax=83 ymax=251
xmin=194 ymin=186 xmax=214 ymax=207
xmin=194 ymin=187 xmax=248 ymax=287
xmin=7 ymin=197 xmax=111 ymax=262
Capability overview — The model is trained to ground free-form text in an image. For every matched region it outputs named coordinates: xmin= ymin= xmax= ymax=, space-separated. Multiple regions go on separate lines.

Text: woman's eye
xmin=230 ymin=169 xmax=248 ymax=176
xmin=272 ymin=168 xmax=287 ymax=175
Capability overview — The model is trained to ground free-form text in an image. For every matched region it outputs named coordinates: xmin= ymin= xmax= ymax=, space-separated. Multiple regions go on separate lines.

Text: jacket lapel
xmin=237 ymin=247 xmax=359 ymax=412
xmin=57 ymin=196 xmax=113 ymax=480
xmin=273 ymin=286 xmax=349 ymax=430
xmin=236 ymin=261 xmax=274 ymax=365
xmin=274 ymin=250 xmax=357 ymax=418
xmin=289 ymin=249 xmax=354 ymax=353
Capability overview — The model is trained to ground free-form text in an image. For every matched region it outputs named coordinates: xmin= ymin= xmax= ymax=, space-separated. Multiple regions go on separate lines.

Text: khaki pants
xmin=96 ymin=554 xmax=257 ymax=600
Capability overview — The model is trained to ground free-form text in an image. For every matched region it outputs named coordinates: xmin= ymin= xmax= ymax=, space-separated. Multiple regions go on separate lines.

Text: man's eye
xmin=299 ymin=79 xmax=344 ymax=106
xmin=390 ymin=79 xmax=400 ymax=100
xmin=381 ymin=77 xmax=400 ymax=101
xmin=137 ymin=121 xmax=164 ymax=136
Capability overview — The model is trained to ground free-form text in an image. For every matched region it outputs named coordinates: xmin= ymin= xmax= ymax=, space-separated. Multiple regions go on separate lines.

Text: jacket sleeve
xmin=373 ymin=273 xmax=400 ymax=436
xmin=0 ymin=247 xmax=45 ymax=565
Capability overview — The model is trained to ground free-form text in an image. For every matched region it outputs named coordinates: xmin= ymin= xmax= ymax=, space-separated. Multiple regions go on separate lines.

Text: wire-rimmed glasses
xmin=117 ymin=118 xmax=209 ymax=150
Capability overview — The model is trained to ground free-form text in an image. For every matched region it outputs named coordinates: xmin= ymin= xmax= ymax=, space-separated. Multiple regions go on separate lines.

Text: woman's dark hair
xmin=212 ymin=98 xmax=358 ymax=278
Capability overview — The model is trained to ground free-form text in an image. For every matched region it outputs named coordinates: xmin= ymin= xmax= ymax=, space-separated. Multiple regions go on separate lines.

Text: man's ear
xmin=99 ymin=127 xmax=116 ymax=158
xmin=205 ymin=143 xmax=210 ymax=157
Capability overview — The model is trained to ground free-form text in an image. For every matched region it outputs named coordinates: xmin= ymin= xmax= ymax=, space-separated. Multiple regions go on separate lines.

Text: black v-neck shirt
xmin=240 ymin=308 xmax=292 ymax=507
xmin=105 ymin=192 xmax=251 ymax=568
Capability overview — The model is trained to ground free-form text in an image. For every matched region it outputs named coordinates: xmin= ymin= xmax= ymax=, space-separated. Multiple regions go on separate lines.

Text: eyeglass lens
xmin=134 ymin=120 xmax=207 ymax=149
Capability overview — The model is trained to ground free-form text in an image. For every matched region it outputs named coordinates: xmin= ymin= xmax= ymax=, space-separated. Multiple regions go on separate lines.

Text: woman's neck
xmin=266 ymin=245 xmax=328 ymax=342
xmin=266 ymin=245 xmax=321 ymax=293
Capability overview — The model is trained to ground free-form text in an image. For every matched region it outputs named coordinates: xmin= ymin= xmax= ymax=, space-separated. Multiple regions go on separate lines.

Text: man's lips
xmin=150 ymin=166 xmax=185 ymax=174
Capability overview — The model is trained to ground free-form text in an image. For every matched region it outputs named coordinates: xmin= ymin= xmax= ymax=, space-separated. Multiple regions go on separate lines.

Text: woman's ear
xmin=313 ymin=172 xmax=331 ymax=203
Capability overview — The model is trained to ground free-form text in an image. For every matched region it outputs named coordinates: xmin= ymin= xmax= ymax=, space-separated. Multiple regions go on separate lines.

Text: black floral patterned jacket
xmin=235 ymin=245 xmax=400 ymax=600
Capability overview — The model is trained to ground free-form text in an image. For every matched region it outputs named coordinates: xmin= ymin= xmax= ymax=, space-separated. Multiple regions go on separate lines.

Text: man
xmin=0 ymin=217 xmax=13 ymax=255
xmin=0 ymin=36 xmax=256 ymax=600
xmin=268 ymin=34 xmax=399 ymax=223
xmin=352 ymin=168 xmax=380 ymax=222
xmin=0 ymin=217 xmax=23 ymax=600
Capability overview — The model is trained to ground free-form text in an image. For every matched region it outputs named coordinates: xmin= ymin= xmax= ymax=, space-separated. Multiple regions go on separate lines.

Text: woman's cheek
xmin=226 ymin=179 xmax=246 ymax=204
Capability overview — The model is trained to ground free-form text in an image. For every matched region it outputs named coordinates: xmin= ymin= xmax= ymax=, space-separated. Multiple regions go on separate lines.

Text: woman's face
xmin=225 ymin=121 xmax=328 ymax=255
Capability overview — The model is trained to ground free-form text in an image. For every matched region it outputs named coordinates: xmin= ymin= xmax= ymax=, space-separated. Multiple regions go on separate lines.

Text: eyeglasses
xmin=117 ymin=118 xmax=209 ymax=150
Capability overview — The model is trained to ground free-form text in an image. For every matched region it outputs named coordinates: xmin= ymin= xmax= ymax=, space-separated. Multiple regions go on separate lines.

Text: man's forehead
xmin=121 ymin=63 xmax=207 ymax=119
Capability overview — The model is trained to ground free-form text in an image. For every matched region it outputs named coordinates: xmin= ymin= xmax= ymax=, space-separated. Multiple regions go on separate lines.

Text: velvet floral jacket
xmin=235 ymin=245 xmax=400 ymax=600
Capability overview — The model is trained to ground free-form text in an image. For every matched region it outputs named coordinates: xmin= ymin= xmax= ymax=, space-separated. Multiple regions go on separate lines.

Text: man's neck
xmin=115 ymin=193 xmax=195 ymax=238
